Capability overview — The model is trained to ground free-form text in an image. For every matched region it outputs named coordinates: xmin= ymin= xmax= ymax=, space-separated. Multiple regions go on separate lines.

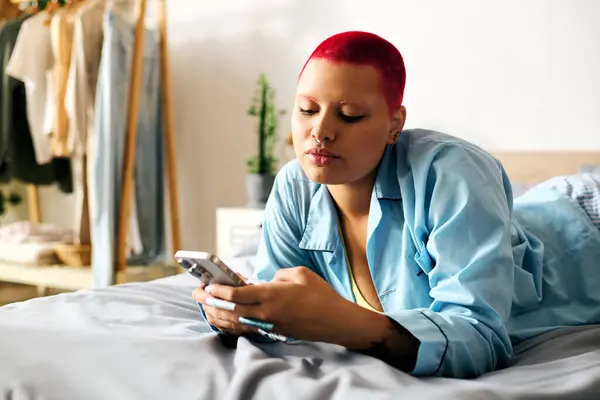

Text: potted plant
xmin=245 ymin=73 xmax=285 ymax=208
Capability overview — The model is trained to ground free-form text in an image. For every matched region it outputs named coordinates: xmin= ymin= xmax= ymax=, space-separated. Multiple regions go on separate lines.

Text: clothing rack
xmin=7 ymin=0 xmax=181 ymax=284
xmin=115 ymin=0 xmax=181 ymax=276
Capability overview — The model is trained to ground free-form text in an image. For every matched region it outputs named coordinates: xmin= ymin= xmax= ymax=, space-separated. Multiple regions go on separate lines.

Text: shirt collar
xmin=374 ymin=144 xmax=402 ymax=200
xmin=299 ymin=144 xmax=401 ymax=252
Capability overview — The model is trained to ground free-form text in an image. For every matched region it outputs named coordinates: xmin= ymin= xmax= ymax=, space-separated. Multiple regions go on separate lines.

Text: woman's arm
xmin=195 ymin=265 xmax=420 ymax=372
xmin=383 ymin=143 xmax=516 ymax=378
xmin=345 ymin=303 xmax=420 ymax=372
xmin=195 ymin=162 xmax=420 ymax=368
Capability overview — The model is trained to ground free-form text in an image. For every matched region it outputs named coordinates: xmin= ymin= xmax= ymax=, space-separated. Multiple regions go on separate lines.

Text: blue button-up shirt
xmin=253 ymin=128 xmax=600 ymax=378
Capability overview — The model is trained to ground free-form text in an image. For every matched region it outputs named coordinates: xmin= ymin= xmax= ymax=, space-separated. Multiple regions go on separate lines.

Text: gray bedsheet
xmin=1 ymin=271 xmax=599 ymax=400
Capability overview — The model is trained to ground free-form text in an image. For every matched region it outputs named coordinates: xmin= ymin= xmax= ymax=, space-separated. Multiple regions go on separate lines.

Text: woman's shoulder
xmin=400 ymin=129 xmax=494 ymax=161
xmin=397 ymin=129 xmax=504 ymax=177
xmin=391 ymin=129 xmax=512 ymax=203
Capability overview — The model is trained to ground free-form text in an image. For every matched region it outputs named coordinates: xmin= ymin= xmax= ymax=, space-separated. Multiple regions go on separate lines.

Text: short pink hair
xmin=299 ymin=31 xmax=407 ymax=112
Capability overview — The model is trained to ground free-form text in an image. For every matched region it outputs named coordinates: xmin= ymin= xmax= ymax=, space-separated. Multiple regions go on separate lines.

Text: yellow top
xmin=339 ymin=225 xmax=381 ymax=313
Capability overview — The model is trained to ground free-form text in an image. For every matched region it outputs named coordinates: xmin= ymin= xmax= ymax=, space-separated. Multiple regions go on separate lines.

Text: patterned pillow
xmin=579 ymin=164 xmax=600 ymax=175
xmin=511 ymin=183 xmax=534 ymax=198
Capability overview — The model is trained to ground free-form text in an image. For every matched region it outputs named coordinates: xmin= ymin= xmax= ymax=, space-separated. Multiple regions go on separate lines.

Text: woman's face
xmin=292 ymin=58 xmax=406 ymax=186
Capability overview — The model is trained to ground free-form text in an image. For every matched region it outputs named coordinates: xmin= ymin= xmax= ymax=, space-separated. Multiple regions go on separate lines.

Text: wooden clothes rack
xmin=15 ymin=0 xmax=182 ymax=284
xmin=116 ymin=0 xmax=181 ymax=277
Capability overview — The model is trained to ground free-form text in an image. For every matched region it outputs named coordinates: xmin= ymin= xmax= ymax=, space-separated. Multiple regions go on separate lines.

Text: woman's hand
xmin=192 ymin=267 xmax=391 ymax=346
xmin=192 ymin=275 xmax=258 ymax=336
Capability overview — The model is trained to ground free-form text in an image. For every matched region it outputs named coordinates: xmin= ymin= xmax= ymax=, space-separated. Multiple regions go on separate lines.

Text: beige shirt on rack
xmin=49 ymin=4 xmax=85 ymax=244
xmin=48 ymin=8 xmax=77 ymax=158
xmin=65 ymin=0 xmax=106 ymax=156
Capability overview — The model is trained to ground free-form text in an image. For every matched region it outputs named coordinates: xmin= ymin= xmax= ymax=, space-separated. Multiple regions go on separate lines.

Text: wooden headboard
xmin=491 ymin=151 xmax=600 ymax=184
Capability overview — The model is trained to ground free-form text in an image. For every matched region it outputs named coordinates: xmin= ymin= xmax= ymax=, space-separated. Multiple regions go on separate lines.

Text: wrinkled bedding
xmin=0 ymin=257 xmax=599 ymax=400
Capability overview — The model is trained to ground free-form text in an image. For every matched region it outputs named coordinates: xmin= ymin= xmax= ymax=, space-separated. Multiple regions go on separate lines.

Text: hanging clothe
xmin=5 ymin=12 xmax=55 ymax=166
xmin=90 ymin=6 xmax=165 ymax=288
xmin=49 ymin=0 xmax=97 ymax=245
xmin=0 ymin=15 xmax=72 ymax=192
xmin=49 ymin=7 xmax=77 ymax=157
xmin=65 ymin=0 xmax=106 ymax=157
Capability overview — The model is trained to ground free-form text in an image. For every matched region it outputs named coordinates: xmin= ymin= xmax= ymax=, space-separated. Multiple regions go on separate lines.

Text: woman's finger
xmin=205 ymin=305 xmax=262 ymax=335
xmin=204 ymin=305 xmax=236 ymax=323
xmin=208 ymin=317 xmax=237 ymax=332
xmin=206 ymin=283 xmax=270 ymax=304
xmin=192 ymin=286 xmax=209 ymax=303
xmin=273 ymin=266 xmax=312 ymax=282
xmin=205 ymin=311 xmax=257 ymax=335
xmin=204 ymin=306 xmax=236 ymax=330
xmin=233 ymin=304 xmax=273 ymax=324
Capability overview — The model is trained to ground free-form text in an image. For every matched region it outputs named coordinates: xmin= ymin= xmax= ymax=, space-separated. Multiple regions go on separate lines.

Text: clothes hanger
xmin=43 ymin=0 xmax=61 ymax=25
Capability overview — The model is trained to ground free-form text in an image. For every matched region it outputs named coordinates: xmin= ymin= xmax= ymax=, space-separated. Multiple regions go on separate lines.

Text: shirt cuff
xmin=196 ymin=302 xmax=221 ymax=333
xmin=385 ymin=309 xmax=448 ymax=376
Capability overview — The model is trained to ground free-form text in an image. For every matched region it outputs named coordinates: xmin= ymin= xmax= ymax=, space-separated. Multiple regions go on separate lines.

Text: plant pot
xmin=245 ymin=173 xmax=275 ymax=208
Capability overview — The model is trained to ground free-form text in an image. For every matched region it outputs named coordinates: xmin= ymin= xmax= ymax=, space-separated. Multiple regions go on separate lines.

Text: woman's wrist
xmin=332 ymin=300 xmax=420 ymax=372
xmin=326 ymin=299 xmax=389 ymax=348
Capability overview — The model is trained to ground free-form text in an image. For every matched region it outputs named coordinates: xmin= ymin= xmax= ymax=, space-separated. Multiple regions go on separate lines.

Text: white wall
xmin=34 ymin=0 xmax=600 ymax=255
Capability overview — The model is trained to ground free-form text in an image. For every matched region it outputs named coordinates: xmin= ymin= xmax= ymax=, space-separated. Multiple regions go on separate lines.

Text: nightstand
xmin=216 ymin=207 xmax=265 ymax=258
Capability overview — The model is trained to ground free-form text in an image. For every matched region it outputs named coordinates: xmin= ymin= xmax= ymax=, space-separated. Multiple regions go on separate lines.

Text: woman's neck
xmin=327 ymin=170 xmax=377 ymax=221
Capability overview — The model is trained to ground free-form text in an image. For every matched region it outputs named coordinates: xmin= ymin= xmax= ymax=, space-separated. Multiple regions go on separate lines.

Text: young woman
xmin=193 ymin=31 xmax=600 ymax=378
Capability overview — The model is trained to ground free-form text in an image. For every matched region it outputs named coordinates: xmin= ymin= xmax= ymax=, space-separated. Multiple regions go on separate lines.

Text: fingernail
xmin=205 ymin=297 xmax=235 ymax=311
xmin=238 ymin=317 xmax=274 ymax=331
xmin=205 ymin=285 xmax=212 ymax=294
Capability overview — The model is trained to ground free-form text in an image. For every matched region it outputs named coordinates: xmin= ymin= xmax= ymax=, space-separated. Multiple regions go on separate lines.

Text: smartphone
xmin=174 ymin=250 xmax=246 ymax=287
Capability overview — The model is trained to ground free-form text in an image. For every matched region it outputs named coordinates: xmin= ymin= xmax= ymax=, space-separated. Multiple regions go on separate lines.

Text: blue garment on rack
xmin=90 ymin=8 xmax=165 ymax=288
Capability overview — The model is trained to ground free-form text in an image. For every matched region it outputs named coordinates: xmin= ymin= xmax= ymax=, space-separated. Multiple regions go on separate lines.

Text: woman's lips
xmin=305 ymin=148 xmax=340 ymax=166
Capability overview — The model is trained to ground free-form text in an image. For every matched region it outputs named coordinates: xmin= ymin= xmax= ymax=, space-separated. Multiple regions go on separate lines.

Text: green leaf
xmin=247 ymin=73 xmax=286 ymax=174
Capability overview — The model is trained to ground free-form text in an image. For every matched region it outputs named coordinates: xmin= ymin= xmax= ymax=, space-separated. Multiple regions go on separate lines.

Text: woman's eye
xmin=299 ymin=108 xmax=317 ymax=115
xmin=340 ymin=114 xmax=364 ymax=123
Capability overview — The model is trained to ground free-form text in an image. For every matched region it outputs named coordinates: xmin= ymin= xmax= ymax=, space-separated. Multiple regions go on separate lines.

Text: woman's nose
xmin=311 ymin=114 xmax=337 ymax=143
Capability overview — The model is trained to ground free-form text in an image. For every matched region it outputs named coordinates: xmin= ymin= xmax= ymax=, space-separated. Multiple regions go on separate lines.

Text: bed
xmin=1 ymin=151 xmax=600 ymax=400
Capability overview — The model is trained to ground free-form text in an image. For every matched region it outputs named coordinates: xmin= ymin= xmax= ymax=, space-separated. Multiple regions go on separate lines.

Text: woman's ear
xmin=387 ymin=106 xmax=407 ymax=144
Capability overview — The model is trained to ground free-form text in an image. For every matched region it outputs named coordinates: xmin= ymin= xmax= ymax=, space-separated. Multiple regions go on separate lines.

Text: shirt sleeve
xmin=254 ymin=165 xmax=314 ymax=281
xmin=5 ymin=17 xmax=39 ymax=86
xmin=387 ymin=143 xmax=516 ymax=378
